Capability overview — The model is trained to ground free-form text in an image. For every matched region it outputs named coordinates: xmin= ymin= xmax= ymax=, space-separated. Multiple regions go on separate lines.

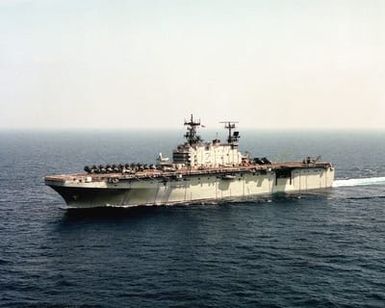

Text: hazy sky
xmin=1 ymin=0 xmax=384 ymax=129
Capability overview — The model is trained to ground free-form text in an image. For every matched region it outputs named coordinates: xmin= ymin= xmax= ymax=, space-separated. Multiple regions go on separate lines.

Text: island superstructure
xmin=45 ymin=115 xmax=335 ymax=208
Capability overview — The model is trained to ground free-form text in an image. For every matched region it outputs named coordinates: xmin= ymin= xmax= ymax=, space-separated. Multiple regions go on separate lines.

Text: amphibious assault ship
xmin=45 ymin=115 xmax=335 ymax=208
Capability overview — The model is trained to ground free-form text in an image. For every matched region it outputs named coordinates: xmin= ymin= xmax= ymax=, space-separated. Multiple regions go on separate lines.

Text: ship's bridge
xmin=172 ymin=115 xmax=243 ymax=168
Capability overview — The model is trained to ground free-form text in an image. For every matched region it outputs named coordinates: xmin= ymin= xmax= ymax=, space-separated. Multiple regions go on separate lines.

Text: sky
xmin=0 ymin=0 xmax=384 ymax=130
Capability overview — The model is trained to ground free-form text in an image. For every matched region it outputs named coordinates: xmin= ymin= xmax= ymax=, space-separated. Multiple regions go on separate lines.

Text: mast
xmin=220 ymin=121 xmax=240 ymax=146
xmin=184 ymin=114 xmax=202 ymax=145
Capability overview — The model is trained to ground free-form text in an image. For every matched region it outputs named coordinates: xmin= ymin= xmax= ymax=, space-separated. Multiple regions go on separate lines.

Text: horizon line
xmin=1 ymin=127 xmax=385 ymax=132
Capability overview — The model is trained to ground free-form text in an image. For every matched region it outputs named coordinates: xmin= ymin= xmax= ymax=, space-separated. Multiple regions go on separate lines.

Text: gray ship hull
xmin=46 ymin=167 xmax=335 ymax=208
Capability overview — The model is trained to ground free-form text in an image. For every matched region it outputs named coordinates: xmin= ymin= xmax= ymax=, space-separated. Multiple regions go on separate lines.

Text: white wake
xmin=333 ymin=177 xmax=385 ymax=188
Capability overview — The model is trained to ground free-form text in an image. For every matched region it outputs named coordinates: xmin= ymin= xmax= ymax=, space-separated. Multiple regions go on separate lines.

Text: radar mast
xmin=220 ymin=121 xmax=240 ymax=146
xmin=184 ymin=114 xmax=202 ymax=145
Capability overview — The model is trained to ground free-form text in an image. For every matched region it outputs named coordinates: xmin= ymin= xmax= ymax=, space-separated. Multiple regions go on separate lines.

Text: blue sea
xmin=1 ymin=130 xmax=385 ymax=307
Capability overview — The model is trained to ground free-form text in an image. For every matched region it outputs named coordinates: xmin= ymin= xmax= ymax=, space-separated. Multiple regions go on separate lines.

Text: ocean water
xmin=1 ymin=130 xmax=385 ymax=307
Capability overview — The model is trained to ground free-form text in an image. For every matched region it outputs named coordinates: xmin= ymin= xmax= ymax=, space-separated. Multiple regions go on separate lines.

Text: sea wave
xmin=333 ymin=177 xmax=385 ymax=187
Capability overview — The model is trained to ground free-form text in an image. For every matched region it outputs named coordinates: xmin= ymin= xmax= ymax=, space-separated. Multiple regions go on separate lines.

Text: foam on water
xmin=333 ymin=176 xmax=385 ymax=187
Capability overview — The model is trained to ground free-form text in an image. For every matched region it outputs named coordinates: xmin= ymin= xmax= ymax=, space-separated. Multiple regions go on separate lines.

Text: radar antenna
xmin=184 ymin=114 xmax=202 ymax=145
xmin=220 ymin=121 xmax=240 ymax=145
